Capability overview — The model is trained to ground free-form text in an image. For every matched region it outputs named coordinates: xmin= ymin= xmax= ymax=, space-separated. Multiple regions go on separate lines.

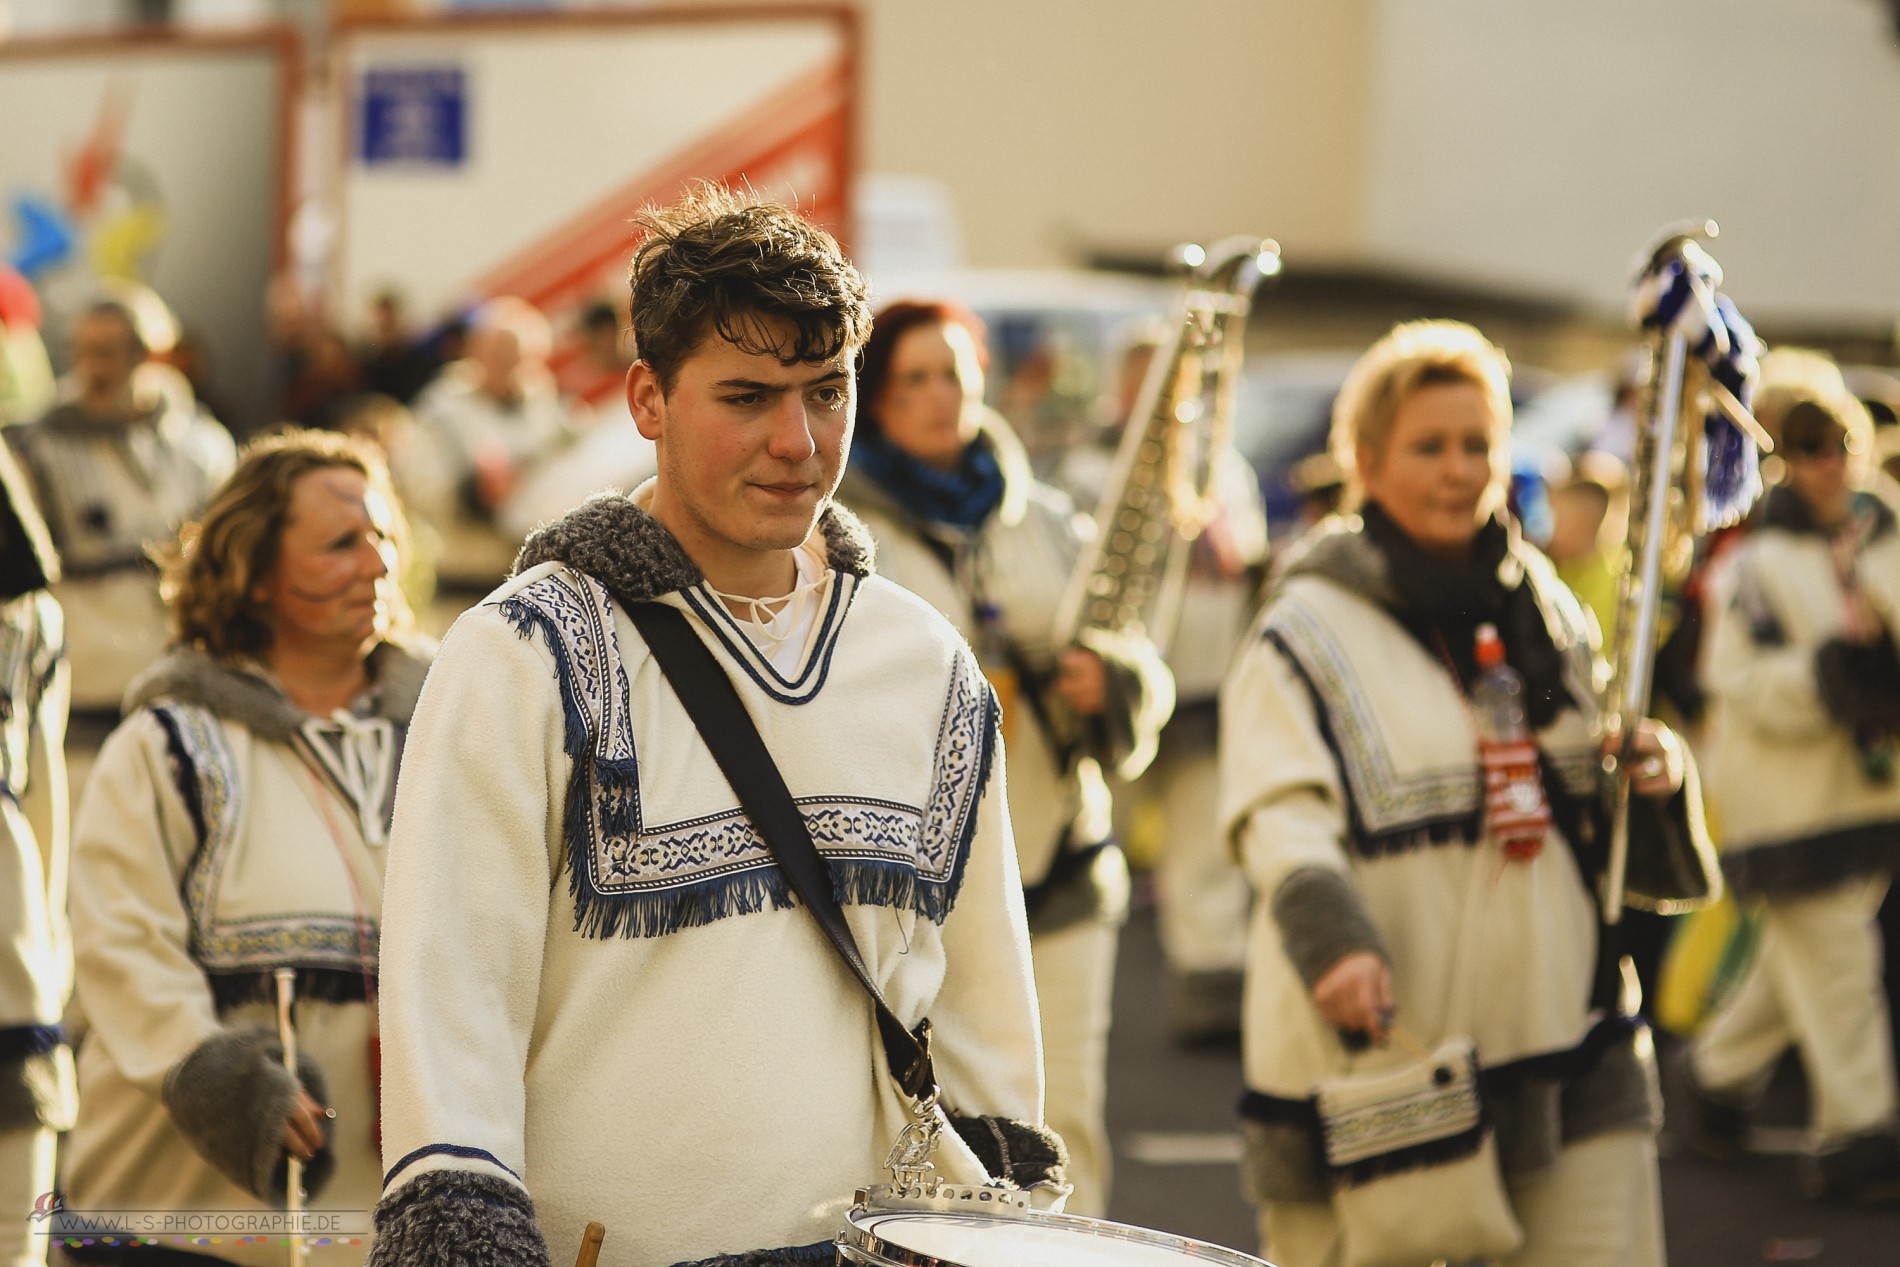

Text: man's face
xmin=629 ymin=319 xmax=854 ymax=576
xmin=70 ymin=311 xmax=142 ymax=403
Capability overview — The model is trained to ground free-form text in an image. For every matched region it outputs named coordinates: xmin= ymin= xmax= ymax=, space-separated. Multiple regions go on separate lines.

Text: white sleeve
xmin=68 ymin=713 xmax=222 ymax=1094
xmin=927 ymin=705 xmax=1043 ymax=1126
xmin=377 ymin=605 xmax=567 ymax=1193
xmin=1218 ymin=627 xmax=1357 ymax=901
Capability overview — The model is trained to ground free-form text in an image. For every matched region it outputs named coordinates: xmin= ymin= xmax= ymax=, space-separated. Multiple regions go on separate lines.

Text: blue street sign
xmin=359 ymin=67 xmax=467 ymax=166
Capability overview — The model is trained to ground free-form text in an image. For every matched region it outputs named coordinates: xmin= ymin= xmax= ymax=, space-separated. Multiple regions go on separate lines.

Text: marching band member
xmin=1222 ymin=321 xmax=1699 ymax=1266
xmin=64 ymin=430 xmax=426 ymax=1266
xmin=0 ymin=442 xmax=68 ymax=1267
xmin=1681 ymin=384 xmax=1900 ymax=1200
xmin=369 ymin=189 xmax=1057 ymax=1267
xmin=7 ymin=299 xmax=234 ymax=723
xmin=838 ymin=299 xmax=1174 ymax=1216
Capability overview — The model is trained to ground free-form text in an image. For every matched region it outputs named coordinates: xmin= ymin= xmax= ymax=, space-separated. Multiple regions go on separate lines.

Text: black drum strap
xmin=626 ymin=600 xmax=937 ymax=1100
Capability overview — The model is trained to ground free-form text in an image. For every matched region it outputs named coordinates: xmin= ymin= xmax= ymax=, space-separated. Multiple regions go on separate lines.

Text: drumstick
xmin=574 ymin=1222 xmax=606 ymax=1267
xmin=1387 ymin=1022 xmax=1433 ymax=1064
xmin=273 ymin=968 xmax=306 ymax=1267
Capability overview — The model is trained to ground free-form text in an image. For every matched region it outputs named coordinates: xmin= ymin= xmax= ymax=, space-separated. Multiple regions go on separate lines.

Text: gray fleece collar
xmin=511 ymin=490 xmax=876 ymax=598
xmin=123 ymin=641 xmax=431 ymax=740
xmin=1276 ymin=512 xmax=1534 ymax=609
xmin=1276 ymin=515 xmax=1398 ymax=605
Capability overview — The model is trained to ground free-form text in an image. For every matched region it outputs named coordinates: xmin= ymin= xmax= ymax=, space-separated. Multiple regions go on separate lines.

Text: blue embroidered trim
xmin=679 ymin=573 xmax=856 ymax=705
xmin=928 ymin=651 xmax=996 ymax=921
xmin=382 ymin=1143 xmax=521 ymax=1188
xmin=150 ymin=703 xmax=375 ymax=976
xmin=499 ymin=580 xmax=640 ymax=942
xmin=1262 ymin=605 xmax=1480 ymax=836
xmin=149 ymin=705 xmax=208 ymax=862
xmin=500 ymin=572 xmax=995 ymax=939
xmin=1261 ymin=630 xmax=1482 ymax=858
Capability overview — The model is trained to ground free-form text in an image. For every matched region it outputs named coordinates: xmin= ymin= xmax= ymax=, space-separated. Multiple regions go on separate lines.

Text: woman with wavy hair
xmin=63 ymin=428 xmax=430 ymax=1267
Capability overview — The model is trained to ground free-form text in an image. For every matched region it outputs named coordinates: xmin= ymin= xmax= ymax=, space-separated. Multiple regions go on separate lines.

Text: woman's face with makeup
xmin=254 ymin=467 xmax=398 ymax=654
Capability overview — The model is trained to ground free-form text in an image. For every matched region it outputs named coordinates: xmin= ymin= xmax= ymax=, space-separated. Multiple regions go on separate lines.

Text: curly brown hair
xmin=157 ymin=428 xmax=413 ymax=659
xmin=627 ymin=183 xmax=871 ymax=394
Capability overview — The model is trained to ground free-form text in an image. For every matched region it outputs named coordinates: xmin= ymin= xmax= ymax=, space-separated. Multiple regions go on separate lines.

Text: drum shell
xmin=838 ymin=1201 xmax=1272 ymax=1267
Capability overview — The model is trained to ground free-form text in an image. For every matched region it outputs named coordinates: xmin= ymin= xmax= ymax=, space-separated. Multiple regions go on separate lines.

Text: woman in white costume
xmin=1221 ymin=320 xmax=1701 ymax=1267
xmin=837 ymin=299 xmax=1174 ymax=1217
xmin=64 ymin=430 xmax=430 ymax=1267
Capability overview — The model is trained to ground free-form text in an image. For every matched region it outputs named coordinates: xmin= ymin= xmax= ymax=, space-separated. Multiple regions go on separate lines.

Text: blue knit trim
xmin=570 ymin=835 xmax=978 ymax=941
xmin=499 ymin=591 xmax=624 ymax=940
xmin=679 ymin=574 xmax=856 ymax=705
xmin=382 ymin=1143 xmax=521 ymax=1189
xmin=503 ymin=575 xmax=993 ymax=940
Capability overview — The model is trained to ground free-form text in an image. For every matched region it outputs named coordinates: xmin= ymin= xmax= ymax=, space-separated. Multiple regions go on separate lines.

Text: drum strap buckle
xmin=886 ymin=1084 xmax=946 ymax=1195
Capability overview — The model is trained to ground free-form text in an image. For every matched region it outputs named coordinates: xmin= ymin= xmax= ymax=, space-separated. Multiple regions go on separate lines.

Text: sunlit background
xmin=6 ymin=0 xmax=1899 ymax=524
xmin=8 ymin=2 xmax=1900 ymax=1257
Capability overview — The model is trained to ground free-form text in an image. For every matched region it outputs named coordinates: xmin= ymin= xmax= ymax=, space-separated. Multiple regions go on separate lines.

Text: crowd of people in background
xmin=4 ymin=191 xmax=1900 ymax=1267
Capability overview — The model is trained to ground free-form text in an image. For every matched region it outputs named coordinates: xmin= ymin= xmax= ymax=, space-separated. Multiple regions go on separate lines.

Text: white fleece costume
xmin=64 ymin=644 xmax=428 ymax=1267
xmin=1220 ymin=515 xmax=1708 ymax=1267
xmin=7 ymin=398 xmax=233 ymax=713
xmin=837 ymin=412 xmax=1174 ymax=1217
xmin=1692 ymin=485 xmax=1900 ymax=1147
xmin=371 ymin=491 xmax=1046 ymax=1267
xmin=0 ymin=588 xmax=68 ymax=1267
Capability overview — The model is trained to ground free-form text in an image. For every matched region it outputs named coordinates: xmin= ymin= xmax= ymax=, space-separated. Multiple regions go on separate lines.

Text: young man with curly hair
xmin=367 ymin=188 xmax=1059 ymax=1267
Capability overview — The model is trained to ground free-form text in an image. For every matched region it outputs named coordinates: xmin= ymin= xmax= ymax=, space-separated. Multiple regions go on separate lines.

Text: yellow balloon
xmin=89 ymin=204 xmax=169 ymax=283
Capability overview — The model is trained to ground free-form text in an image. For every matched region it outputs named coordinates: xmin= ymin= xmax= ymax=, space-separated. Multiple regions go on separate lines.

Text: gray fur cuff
xmin=369 ymin=1170 xmax=552 ymax=1267
xmin=1271 ymin=866 xmax=1388 ymax=990
xmin=161 ymin=1024 xmax=334 ymax=1204
xmin=1075 ymin=625 xmax=1169 ymax=781
xmin=946 ymin=1112 xmax=1070 ymax=1190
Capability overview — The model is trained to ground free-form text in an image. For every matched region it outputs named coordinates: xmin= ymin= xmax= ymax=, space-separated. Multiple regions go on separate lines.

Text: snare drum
xmin=837 ymin=1187 xmax=1272 ymax=1266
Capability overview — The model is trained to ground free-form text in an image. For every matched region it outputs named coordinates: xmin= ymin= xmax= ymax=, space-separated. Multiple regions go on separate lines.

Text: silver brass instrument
xmin=1053 ymin=237 xmax=1279 ymax=654
xmin=1602 ymin=221 xmax=1769 ymax=923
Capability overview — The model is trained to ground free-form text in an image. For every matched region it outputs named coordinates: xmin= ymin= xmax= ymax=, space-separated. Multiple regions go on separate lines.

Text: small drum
xmin=837 ymin=1186 xmax=1272 ymax=1266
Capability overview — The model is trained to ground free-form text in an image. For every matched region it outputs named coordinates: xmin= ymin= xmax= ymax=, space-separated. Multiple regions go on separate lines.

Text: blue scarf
xmin=850 ymin=424 xmax=1006 ymax=531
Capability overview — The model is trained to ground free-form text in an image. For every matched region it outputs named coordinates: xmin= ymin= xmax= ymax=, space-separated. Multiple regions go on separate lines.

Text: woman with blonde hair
xmin=63 ymin=428 xmax=430 ymax=1266
xmin=1222 ymin=320 xmax=1702 ymax=1265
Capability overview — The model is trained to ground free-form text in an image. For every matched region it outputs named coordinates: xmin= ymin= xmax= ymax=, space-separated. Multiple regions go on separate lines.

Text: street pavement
xmin=1101 ymin=888 xmax=1898 ymax=1265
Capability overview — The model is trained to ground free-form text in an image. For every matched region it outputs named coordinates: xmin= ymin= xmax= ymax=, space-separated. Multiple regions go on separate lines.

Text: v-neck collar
xmin=678 ymin=570 xmax=857 ymax=704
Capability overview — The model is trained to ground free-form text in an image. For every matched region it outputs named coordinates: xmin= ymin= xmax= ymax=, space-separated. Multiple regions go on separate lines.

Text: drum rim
xmin=837 ymin=1206 xmax=1271 ymax=1266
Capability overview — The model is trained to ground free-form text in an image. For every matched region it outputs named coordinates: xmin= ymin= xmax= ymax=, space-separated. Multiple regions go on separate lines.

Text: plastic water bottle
xmin=1468 ymin=623 xmax=1549 ymax=860
xmin=1470 ymin=624 xmax=1527 ymax=744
